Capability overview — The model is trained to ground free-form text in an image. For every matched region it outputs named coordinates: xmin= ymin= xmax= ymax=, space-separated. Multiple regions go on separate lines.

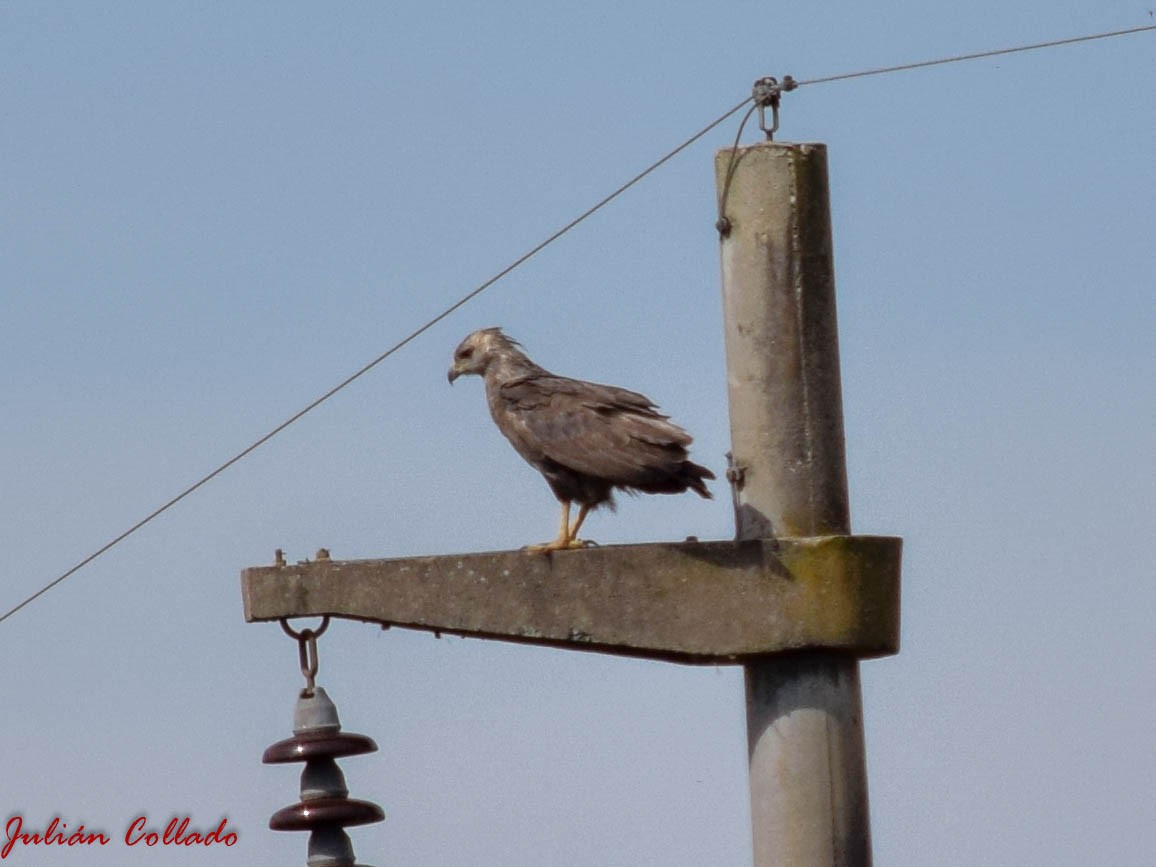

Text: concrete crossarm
xmin=241 ymin=536 xmax=901 ymax=664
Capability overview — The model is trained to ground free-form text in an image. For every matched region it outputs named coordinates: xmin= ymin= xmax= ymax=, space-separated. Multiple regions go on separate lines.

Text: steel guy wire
xmin=2 ymin=21 xmax=1153 ymax=628
xmin=715 ymin=100 xmax=761 ymax=237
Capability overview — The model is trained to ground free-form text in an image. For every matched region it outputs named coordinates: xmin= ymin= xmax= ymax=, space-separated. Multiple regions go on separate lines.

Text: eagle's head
xmin=447 ymin=327 xmax=522 ymax=383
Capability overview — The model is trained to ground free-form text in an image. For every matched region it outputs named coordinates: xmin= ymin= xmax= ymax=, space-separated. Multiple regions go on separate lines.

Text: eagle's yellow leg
xmin=524 ymin=500 xmax=588 ymax=553
xmin=567 ymin=504 xmax=591 ymax=544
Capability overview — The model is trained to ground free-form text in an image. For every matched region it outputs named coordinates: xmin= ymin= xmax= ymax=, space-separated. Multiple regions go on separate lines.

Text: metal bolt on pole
xmin=717 ymin=141 xmax=873 ymax=867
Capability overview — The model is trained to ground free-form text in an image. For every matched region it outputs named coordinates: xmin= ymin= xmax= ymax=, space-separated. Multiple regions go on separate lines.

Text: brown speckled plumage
xmin=448 ymin=328 xmax=713 ymax=550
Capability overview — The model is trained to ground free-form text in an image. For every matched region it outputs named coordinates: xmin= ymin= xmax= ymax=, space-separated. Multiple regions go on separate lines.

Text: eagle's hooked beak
xmin=447 ymin=365 xmax=461 ymax=385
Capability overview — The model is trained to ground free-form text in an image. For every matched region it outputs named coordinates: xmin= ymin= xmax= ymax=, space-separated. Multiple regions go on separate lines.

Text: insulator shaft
xmin=264 ymin=686 xmax=384 ymax=867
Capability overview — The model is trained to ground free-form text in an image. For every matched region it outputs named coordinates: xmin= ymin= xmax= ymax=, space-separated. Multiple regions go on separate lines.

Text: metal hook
xmin=298 ymin=630 xmax=319 ymax=695
xmin=279 ymin=616 xmax=331 ymax=642
xmin=280 ymin=617 xmax=330 ymax=696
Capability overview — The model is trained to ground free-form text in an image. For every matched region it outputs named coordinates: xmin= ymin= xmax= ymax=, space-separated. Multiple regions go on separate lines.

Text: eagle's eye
xmin=457 ymin=347 xmax=474 ymax=361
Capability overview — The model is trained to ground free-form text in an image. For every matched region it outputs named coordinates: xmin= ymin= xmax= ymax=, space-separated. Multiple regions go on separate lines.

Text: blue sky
xmin=3 ymin=3 xmax=1154 ymax=865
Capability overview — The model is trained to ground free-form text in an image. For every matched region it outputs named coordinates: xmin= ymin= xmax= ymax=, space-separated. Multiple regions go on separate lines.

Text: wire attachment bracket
xmin=280 ymin=616 xmax=330 ymax=697
xmin=716 ymin=74 xmax=798 ymax=237
xmin=752 ymin=76 xmax=797 ymax=141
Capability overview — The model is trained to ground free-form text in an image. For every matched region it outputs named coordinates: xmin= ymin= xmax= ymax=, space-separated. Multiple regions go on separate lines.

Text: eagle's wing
xmin=497 ymin=374 xmax=693 ymax=487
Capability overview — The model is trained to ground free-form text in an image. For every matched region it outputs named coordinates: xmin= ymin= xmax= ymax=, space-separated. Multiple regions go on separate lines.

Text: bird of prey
xmin=448 ymin=328 xmax=714 ymax=551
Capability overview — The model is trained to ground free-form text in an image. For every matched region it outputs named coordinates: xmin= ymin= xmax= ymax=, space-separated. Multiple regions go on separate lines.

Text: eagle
xmin=448 ymin=328 xmax=714 ymax=551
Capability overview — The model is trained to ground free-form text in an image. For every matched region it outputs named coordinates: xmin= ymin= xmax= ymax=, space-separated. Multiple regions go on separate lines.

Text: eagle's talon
xmin=522 ymin=536 xmax=593 ymax=554
xmin=522 ymin=538 xmax=588 ymax=554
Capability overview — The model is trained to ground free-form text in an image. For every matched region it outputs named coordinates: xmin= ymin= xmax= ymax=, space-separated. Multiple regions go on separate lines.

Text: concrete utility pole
xmin=717 ymin=140 xmax=872 ymax=866
xmin=242 ymin=137 xmax=900 ymax=867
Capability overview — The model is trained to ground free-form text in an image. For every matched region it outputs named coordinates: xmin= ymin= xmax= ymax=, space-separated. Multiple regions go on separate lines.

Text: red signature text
xmin=2 ymin=816 xmax=111 ymax=859
xmin=125 ymin=816 xmax=238 ymax=848
xmin=2 ymin=814 xmax=238 ymax=858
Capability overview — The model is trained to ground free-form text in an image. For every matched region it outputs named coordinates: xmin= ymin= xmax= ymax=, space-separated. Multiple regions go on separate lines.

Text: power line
xmin=3 ymin=21 xmax=1153 ymax=627
xmin=796 ymin=24 xmax=1156 ymax=88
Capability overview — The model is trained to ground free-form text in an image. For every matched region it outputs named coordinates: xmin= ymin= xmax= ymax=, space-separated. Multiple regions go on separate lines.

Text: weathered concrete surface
xmin=241 ymin=536 xmax=900 ymax=664
xmin=717 ymin=140 xmax=877 ymax=866
xmin=717 ymin=141 xmax=849 ymax=541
